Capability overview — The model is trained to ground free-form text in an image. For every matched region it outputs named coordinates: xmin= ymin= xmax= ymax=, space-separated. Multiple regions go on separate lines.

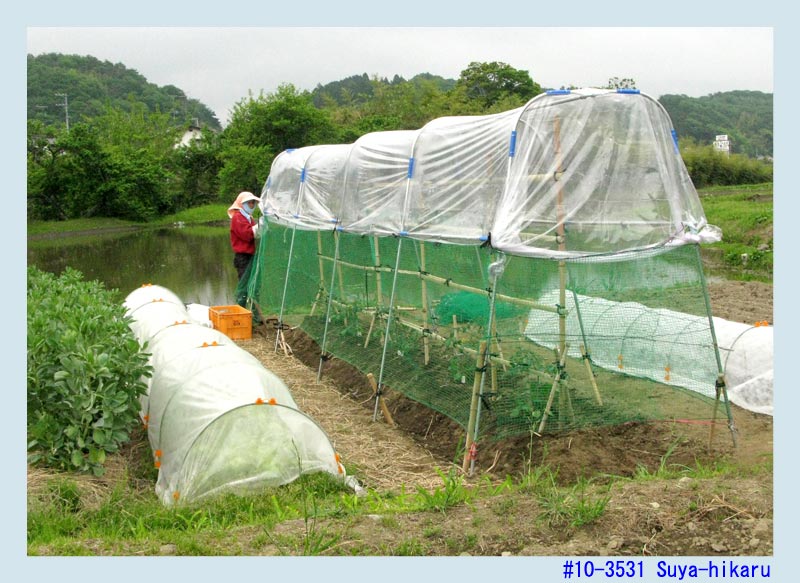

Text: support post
xmin=274 ymin=225 xmax=298 ymax=354
xmin=463 ymin=340 xmax=489 ymax=475
xmin=538 ymin=345 xmax=569 ymax=434
xmin=317 ymin=231 xmax=341 ymax=382
xmin=420 ymin=241 xmax=431 ymax=365
xmin=572 ymin=289 xmax=603 ymax=406
xmin=373 ymin=239 xmax=405 ymax=422
xmin=694 ymin=245 xmax=737 ymax=447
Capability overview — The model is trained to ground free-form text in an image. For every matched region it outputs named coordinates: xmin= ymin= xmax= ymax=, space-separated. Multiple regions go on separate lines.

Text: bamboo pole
xmin=420 ymin=242 xmax=430 ymax=365
xmin=374 ymin=235 xmax=384 ymax=308
xmin=317 ymin=231 xmax=326 ymax=291
xmin=554 ymin=115 xmax=567 ymax=372
xmin=463 ymin=340 xmax=488 ymax=474
xmin=373 ymin=239 xmax=404 ymax=422
xmin=452 ymin=314 xmax=459 ymax=341
xmin=580 ymin=344 xmax=603 ymax=406
xmin=538 ymin=344 xmax=569 ymax=434
xmin=310 ymin=232 xmax=327 ymax=316
xmin=363 ymin=310 xmax=377 ymax=348
xmin=571 ymin=289 xmax=602 ymax=405
xmin=318 ymin=254 xmax=559 ymax=314
xmin=553 ymin=115 xmax=573 ymax=430
xmin=394 ymin=314 xmax=519 ymax=370
xmin=468 ymin=264 xmax=502 ymax=476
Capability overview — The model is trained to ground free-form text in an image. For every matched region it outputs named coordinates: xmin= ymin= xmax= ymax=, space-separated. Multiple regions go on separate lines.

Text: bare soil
xmin=233 ymin=279 xmax=773 ymax=556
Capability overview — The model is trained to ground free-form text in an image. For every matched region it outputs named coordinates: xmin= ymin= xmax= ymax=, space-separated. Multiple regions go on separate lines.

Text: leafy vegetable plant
xmin=27 ymin=267 xmax=152 ymax=475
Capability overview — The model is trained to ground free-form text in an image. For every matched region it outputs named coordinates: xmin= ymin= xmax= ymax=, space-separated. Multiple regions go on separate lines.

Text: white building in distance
xmin=713 ymin=134 xmax=732 ymax=156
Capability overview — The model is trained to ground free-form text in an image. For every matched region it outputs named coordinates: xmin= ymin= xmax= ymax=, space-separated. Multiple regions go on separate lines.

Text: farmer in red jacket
xmin=228 ymin=191 xmax=261 ymax=284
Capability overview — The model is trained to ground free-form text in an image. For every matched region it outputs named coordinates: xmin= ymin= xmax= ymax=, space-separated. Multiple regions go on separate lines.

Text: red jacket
xmin=230 ymin=211 xmax=256 ymax=254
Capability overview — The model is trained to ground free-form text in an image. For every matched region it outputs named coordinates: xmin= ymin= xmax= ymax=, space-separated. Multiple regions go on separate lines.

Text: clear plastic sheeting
xmin=124 ymin=284 xmax=345 ymax=505
xmin=260 ymin=89 xmax=719 ymax=257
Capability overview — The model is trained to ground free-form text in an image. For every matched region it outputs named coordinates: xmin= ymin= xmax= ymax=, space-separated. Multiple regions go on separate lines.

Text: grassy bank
xmin=26 ymin=204 xmax=230 ymax=237
xmin=697 ymin=182 xmax=773 ymax=282
xmin=27 ymin=427 xmax=769 ymax=556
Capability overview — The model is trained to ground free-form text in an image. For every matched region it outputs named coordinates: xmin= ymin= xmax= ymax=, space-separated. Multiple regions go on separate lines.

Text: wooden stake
xmin=452 ymin=314 xmax=459 ymax=341
xmin=580 ymin=344 xmax=603 ymax=406
xmin=364 ymin=311 xmax=377 ymax=348
xmin=538 ymin=345 xmax=569 ymax=434
xmin=367 ymin=372 xmax=396 ymax=427
xmin=463 ymin=340 xmax=489 ymax=475
xmin=309 ymin=286 xmax=322 ymax=317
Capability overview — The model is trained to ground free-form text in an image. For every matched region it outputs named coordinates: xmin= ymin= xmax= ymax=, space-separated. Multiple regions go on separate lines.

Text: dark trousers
xmin=233 ymin=252 xmax=254 ymax=282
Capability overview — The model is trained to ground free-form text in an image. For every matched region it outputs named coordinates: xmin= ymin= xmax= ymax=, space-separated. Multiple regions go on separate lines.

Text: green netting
xmin=245 ymin=223 xmax=729 ymax=442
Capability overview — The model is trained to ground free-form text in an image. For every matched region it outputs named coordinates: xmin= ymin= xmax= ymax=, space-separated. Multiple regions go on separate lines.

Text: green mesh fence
xmin=246 ymin=223 xmax=729 ymax=442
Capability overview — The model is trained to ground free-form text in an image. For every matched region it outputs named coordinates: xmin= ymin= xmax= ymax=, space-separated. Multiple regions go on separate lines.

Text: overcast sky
xmin=27 ymin=27 xmax=773 ymax=126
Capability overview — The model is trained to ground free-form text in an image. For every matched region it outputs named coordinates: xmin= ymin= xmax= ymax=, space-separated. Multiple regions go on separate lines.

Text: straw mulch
xmin=238 ymin=337 xmax=447 ymax=492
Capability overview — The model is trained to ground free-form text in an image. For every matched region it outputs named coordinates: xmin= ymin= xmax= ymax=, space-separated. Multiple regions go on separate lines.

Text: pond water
xmin=27 ymin=225 xmax=240 ymax=307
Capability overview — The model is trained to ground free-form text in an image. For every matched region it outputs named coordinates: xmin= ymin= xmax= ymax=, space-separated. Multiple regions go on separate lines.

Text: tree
xmin=455 ymin=61 xmax=542 ymax=109
xmin=223 ymin=84 xmax=338 ymax=153
xmin=605 ymin=77 xmax=637 ymax=90
xmin=173 ymin=128 xmax=223 ymax=208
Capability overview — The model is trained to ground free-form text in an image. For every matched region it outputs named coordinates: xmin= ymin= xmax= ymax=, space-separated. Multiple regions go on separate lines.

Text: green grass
xmin=697 ymin=182 xmax=773 ymax=282
xmin=28 ymin=437 xmax=770 ymax=556
xmin=27 ymin=204 xmax=231 ymax=237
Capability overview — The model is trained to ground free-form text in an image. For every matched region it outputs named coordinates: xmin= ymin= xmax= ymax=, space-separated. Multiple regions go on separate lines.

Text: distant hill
xmin=27 ymin=53 xmax=221 ymax=131
xmin=312 ymin=72 xmax=457 ymax=107
xmin=658 ymin=90 xmax=772 ymax=158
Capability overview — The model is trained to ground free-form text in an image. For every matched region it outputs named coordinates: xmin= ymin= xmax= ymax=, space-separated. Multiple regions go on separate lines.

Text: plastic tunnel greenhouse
xmin=242 ymin=88 xmax=746 ymax=466
xmin=124 ymin=284 xmax=346 ymax=506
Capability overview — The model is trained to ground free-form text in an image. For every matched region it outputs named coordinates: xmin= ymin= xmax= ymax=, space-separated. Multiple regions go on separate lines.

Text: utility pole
xmin=55 ymin=92 xmax=70 ymax=132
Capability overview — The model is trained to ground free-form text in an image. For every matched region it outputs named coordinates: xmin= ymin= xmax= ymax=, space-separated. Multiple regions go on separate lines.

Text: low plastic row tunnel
xmin=123 ymin=284 xmax=350 ymax=506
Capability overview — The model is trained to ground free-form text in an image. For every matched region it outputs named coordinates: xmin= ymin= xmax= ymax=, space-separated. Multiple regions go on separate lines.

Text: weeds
xmin=414 ymin=468 xmax=472 ymax=513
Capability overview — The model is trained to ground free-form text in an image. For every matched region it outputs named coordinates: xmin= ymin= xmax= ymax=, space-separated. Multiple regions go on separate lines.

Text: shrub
xmin=681 ymin=143 xmax=773 ymax=188
xmin=27 ymin=267 xmax=152 ymax=475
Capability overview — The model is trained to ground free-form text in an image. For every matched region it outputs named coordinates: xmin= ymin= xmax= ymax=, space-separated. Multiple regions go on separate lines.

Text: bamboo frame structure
xmin=256 ymin=94 xmax=740 ymax=458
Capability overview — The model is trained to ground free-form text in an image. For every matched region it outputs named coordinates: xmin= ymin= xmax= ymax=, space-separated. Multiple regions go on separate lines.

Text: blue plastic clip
xmin=546 ymin=89 xmax=571 ymax=95
xmin=399 ymin=230 xmax=409 ymax=237
xmin=407 ymin=157 xmax=415 ymax=179
xmin=300 ymin=168 xmax=306 ymax=183
xmin=671 ymin=129 xmax=680 ymax=154
xmin=478 ymin=235 xmax=489 ymax=242
xmin=286 ymin=148 xmax=296 ymax=153
xmin=336 ymin=226 xmax=344 ymax=232
xmin=509 ymin=130 xmax=517 ymax=157
xmin=293 ymin=214 xmax=300 ymax=219
xmin=616 ymin=88 xmax=640 ymax=94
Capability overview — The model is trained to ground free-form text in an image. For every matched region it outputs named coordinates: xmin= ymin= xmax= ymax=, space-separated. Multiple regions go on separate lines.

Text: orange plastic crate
xmin=209 ymin=305 xmax=252 ymax=340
